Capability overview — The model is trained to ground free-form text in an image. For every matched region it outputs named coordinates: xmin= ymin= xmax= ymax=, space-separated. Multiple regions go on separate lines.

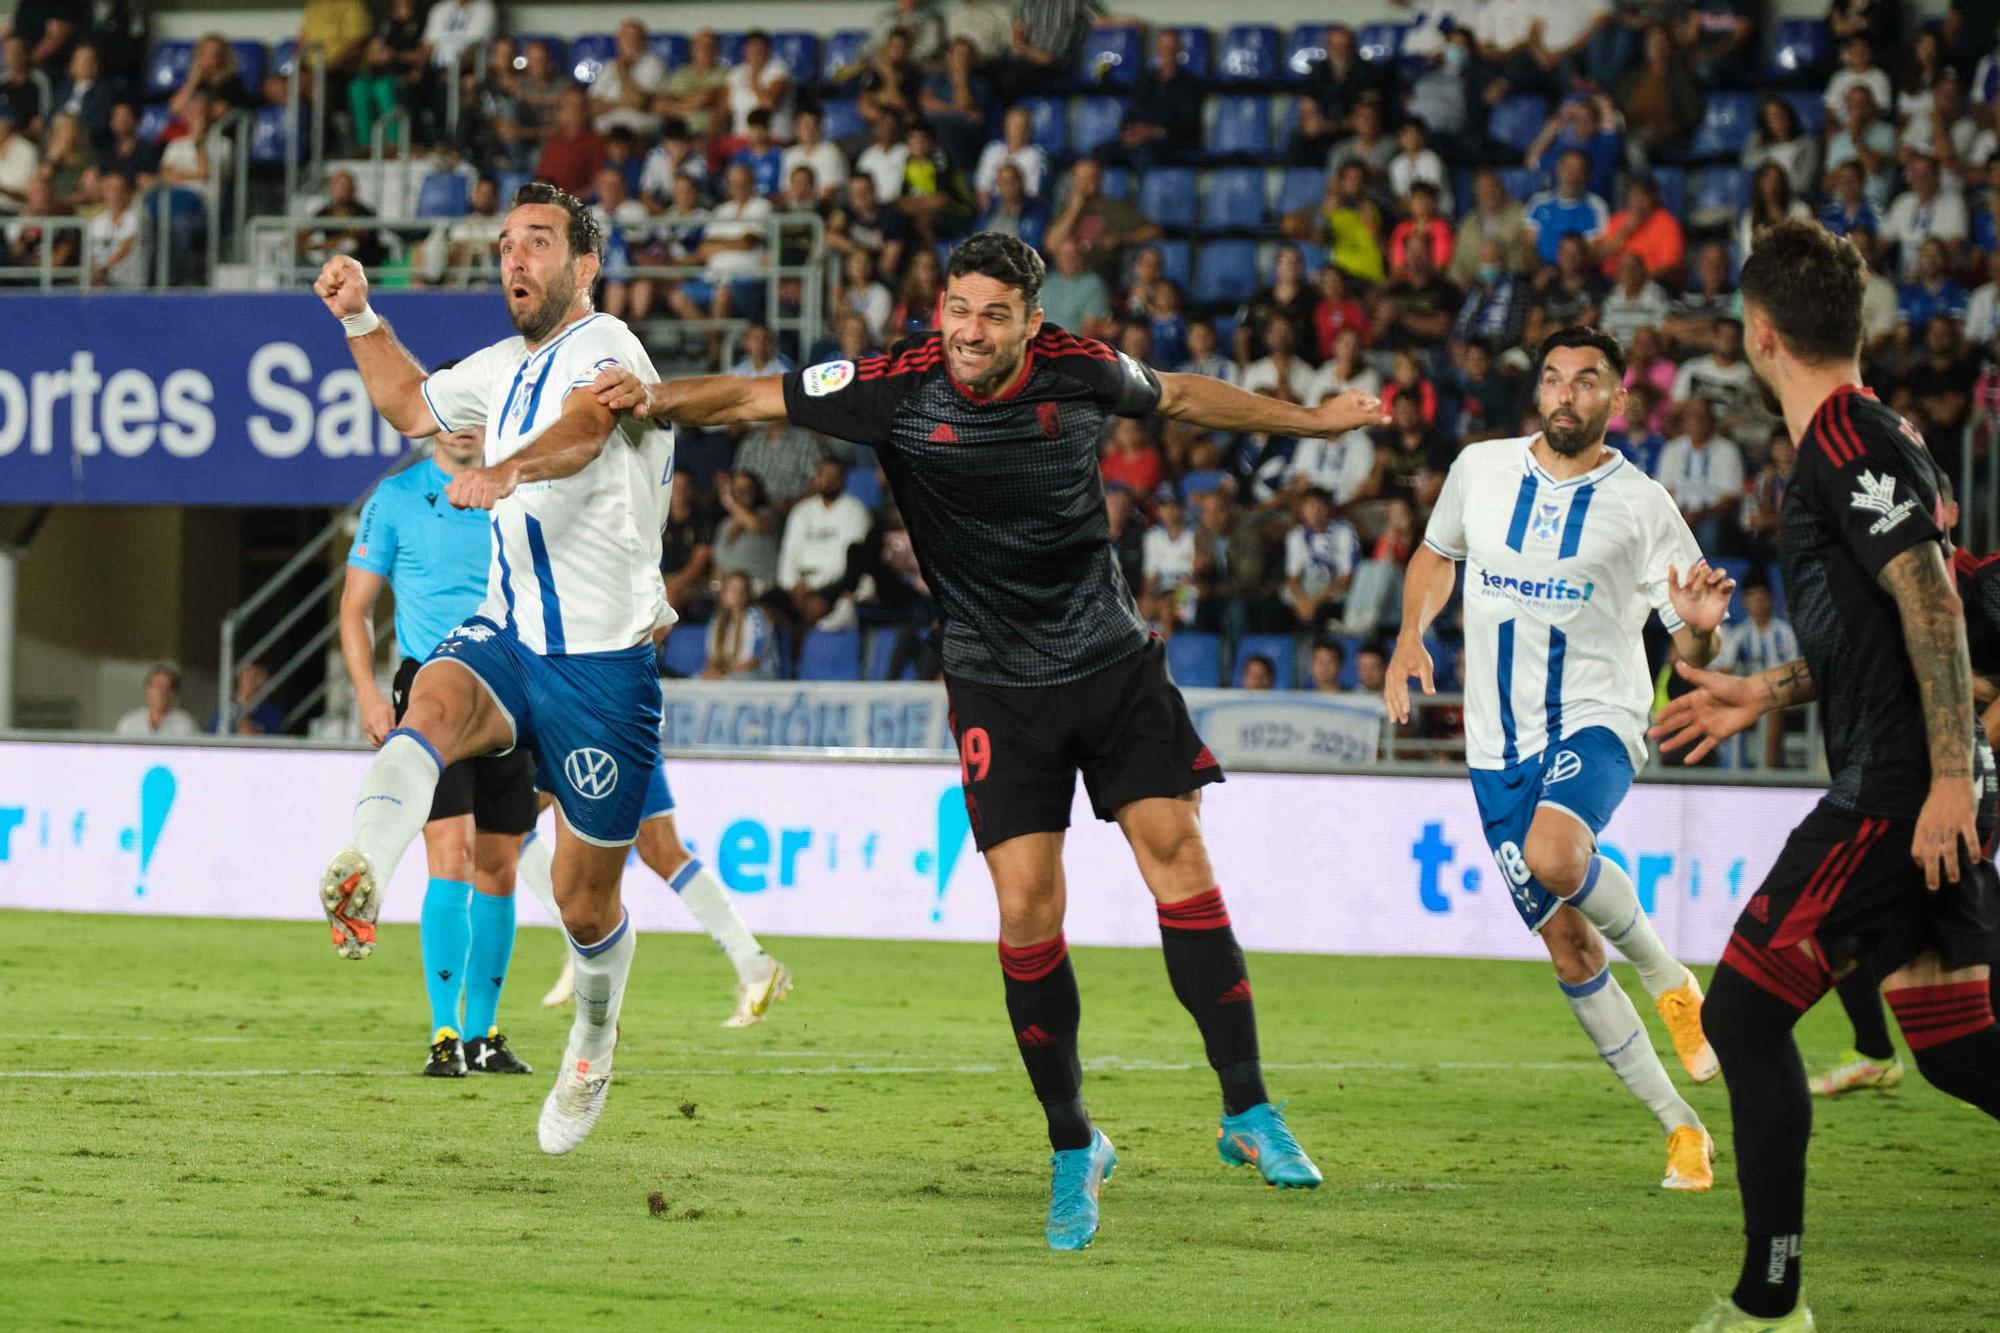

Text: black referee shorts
xmin=944 ymin=640 xmax=1224 ymax=853
xmin=1721 ymin=800 xmax=2000 ymax=1011
xmin=391 ymin=658 xmax=539 ymax=836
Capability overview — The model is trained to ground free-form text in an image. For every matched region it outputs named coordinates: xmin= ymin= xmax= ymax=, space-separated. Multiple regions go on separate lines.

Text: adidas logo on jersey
xmin=929 ymin=423 xmax=958 ymax=443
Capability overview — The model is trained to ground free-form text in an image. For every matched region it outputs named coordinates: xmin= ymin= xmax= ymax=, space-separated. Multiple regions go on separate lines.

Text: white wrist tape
xmin=341 ymin=305 xmax=381 ymax=338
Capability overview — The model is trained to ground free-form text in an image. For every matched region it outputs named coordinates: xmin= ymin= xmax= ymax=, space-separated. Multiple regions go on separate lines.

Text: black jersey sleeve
xmin=782 ymin=349 xmax=926 ymax=449
xmin=1035 ymin=327 xmax=1162 ymax=418
xmin=1800 ymin=405 xmax=1947 ymax=582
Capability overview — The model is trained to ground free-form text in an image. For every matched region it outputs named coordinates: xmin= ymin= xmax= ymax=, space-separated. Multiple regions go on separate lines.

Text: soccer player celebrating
xmin=1654 ymin=220 xmax=2000 ymax=1333
xmin=1387 ymin=326 xmax=1732 ymax=1193
xmin=590 ymin=232 xmax=1385 ymax=1251
xmin=314 ymin=182 xmax=677 ymax=1156
xmin=340 ymin=422 xmax=538 ymax=1077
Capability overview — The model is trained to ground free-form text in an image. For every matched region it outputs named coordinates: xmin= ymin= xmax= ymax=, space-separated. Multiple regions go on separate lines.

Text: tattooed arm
xmin=1758 ymin=658 xmax=1815 ymax=711
xmin=1878 ymin=543 xmax=1982 ymax=889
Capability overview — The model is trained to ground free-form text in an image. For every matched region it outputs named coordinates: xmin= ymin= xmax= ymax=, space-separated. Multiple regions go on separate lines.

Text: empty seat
xmin=231 ymin=40 xmax=266 ymax=91
xmin=1694 ymin=166 xmax=1750 ymax=220
xmin=495 ymin=170 xmax=532 ymax=202
xmin=247 ymin=105 xmax=290 ymax=164
xmin=1284 ymin=24 xmax=1328 ymax=81
xmin=1276 ymin=165 xmax=1325 ymax=215
xmin=1100 ymin=166 xmax=1134 ymax=199
xmin=821 ymin=29 xmax=867 ymax=80
xmin=1486 ymin=95 xmax=1548 ymax=155
xmin=416 ymin=172 xmax=470 ymax=218
xmin=1201 ymin=167 xmax=1268 ymax=230
xmin=1165 ymin=632 xmax=1224 ymax=688
xmin=820 ymin=98 xmax=865 ymax=141
xmin=867 ymin=628 xmax=916 ymax=681
xmin=771 ymin=31 xmax=818 ymax=81
xmin=1356 ymin=22 xmax=1404 ymax=65
xmin=650 ymin=32 xmax=690 ymax=70
xmin=1218 ymin=24 xmax=1280 ymax=84
xmin=1650 ymin=165 xmax=1688 ymax=218
xmin=845 ymin=464 xmax=882 ymax=511
xmin=1071 ymin=95 xmax=1127 ymax=158
xmin=1499 ymin=167 xmax=1547 ymax=202
xmin=568 ymin=33 xmax=617 ymax=84
xmin=1076 ymin=24 xmax=1142 ymax=85
xmin=1167 ymin=25 xmax=1212 ymax=81
xmin=144 ymin=40 xmax=194 ymax=101
xmin=1193 ymin=240 xmax=1260 ymax=307
xmin=1140 ymin=166 xmax=1198 ymax=228
xmin=798 ymin=628 xmax=862 ymax=681
xmin=137 ymin=103 xmax=173 ymax=143
xmin=273 ymin=39 xmax=298 ymax=79
xmin=1234 ymin=633 xmax=1298 ymax=689
xmin=1207 ymin=94 xmax=1272 ymax=158
xmin=1770 ymin=18 xmax=1833 ymax=80
xmin=717 ymin=31 xmax=745 ymax=66
xmin=660 ymin=627 xmax=706 ymax=677
xmin=1689 ymin=91 xmax=1757 ymax=158
xmin=1018 ymin=95 xmax=1068 ymax=156
xmin=1781 ymin=89 xmax=1825 ymax=136
xmin=1154 ymin=239 xmax=1193 ymax=287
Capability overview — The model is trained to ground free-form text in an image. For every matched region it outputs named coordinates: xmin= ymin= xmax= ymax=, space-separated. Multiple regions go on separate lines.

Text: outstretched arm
xmin=1155 ymin=372 xmax=1385 ymax=438
xmin=594 ymin=368 xmax=789 ymax=427
xmin=314 ymin=255 xmax=440 ymax=436
xmin=1878 ymin=543 xmax=1981 ymax=889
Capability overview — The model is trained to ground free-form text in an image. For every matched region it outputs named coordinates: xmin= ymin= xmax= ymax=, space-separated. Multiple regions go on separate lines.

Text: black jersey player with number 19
xmin=1651 ymin=220 xmax=2000 ymax=1333
xmin=591 ymin=233 xmax=1387 ymax=1252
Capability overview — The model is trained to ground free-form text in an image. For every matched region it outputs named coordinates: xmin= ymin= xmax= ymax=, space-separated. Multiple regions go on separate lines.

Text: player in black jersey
xmin=1651 ymin=220 xmax=2000 ymax=1333
xmin=591 ymin=233 xmax=1386 ymax=1251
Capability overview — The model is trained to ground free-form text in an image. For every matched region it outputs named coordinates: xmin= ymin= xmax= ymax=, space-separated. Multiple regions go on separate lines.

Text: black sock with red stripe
xmin=1833 ymin=967 xmax=1895 ymax=1061
xmin=1886 ymin=981 xmax=2000 ymax=1118
xmin=999 ymin=935 xmax=1092 ymax=1151
xmin=1157 ymin=888 xmax=1267 ymax=1116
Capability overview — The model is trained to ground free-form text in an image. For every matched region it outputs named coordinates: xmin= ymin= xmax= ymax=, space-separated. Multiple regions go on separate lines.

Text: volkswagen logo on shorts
xmin=564 ymin=748 xmax=619 ymax=800
xmin=1543 ymin=750 xmax=1584 ymax=790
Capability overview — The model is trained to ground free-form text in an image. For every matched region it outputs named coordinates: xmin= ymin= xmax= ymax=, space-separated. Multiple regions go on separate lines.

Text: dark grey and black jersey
xmin=781 ymin=327 xmax=1163 ymax=686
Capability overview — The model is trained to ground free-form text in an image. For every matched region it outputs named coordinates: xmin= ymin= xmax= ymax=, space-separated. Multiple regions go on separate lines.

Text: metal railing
xmin=0 ymin=215 xmax=92 ymax=288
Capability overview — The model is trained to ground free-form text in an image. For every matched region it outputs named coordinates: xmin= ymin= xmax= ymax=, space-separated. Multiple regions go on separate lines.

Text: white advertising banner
xmin=659 ymin=682 xmax=1384 ymax=768
xmin=0 ymin=741 xmax=1825 ymax=963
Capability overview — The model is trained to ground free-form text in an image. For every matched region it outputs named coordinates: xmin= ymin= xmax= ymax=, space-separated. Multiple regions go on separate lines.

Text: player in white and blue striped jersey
xmin=1386 ymin=327 xmax=1738 ymax=1192
xmin=312 ymin=182 xmax=673 ymax=1156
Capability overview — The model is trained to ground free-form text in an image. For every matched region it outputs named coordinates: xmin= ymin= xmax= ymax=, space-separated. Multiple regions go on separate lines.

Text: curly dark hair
xmin=1737 ymin=218 xmax=1866 ymax=366
xmin=945 ymin=231 xmax=1046 ymax=311
xmin=509 ymin=180 xmax=604 ymax=262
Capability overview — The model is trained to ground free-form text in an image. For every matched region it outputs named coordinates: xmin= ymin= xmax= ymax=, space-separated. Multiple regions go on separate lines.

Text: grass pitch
xmin=0 ymin=911 xmax=1994 ymax=1331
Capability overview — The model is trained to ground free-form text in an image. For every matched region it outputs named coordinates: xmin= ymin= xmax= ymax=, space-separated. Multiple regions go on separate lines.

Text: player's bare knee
xmin=559 ymin=894 xmax=621 ymax=945
xmin=995 ymin=892 xmax=1063 ymax=946
xmin=1523 ymin=826 xmax=1589 ymax=898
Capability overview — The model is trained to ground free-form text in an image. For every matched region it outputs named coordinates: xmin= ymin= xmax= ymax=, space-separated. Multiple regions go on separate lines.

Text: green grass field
xmin=1 ymin=911 xmax=1993 ymax=1331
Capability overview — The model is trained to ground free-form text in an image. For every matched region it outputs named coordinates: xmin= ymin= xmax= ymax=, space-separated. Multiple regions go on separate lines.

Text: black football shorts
xmin=943 ymin=639 xmax=1223 ymax=852
xmin=391 ymin=657 xmax=538 ymax=836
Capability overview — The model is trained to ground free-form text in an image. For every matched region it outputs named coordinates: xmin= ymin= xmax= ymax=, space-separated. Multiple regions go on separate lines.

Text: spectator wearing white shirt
xmin=1712 ymin=579 xmax=1800 ymax=767
xmin=1387 ymin=118 xmax=1450 ymax=215
xmin=834 ymin=248 xmax=895 ymax=345
xmin=782 ymin=109 xmax=849 ymax=205
xmin=1672 ymin=318 xmax=1759 ymax=424
xmin=86 ymin=169 xmax=144 ymax=288
xmin=1174 ymin=318 xmax=1240 ymax=386
xmin=1880 ymin=152 xmax=1969 ymax=279
xmin=114 ymin=663 xmax=200 ymax=738
xmin=702 ymin=573 xmax=778 ymax=679
xmin=1140 ymin=489 xmax=1198 ymax=630
xmin=780 ymin=458 xmax=875 ymax=632
xmin=1897 ymin=67 xmax=1976 ymax=182
xmin=973 ymin=105 xmax=1047 ymax=208
xmin=1966 ymin=249 xmax=2000 ymax=346
xmin=669 ymin=162 xmax=774 ymax=356
xmin=1656 ymin=397 xmax=1745 ymax=554
xmin=1283 ymin=488 xmax=1362 ymax=630
xmin=1823 ymin=37 xmax=1893 ymax=131
xmin=0 ymin=116 xmax=38 ymax=215
xmin=421 ymin=0 xmax=495 ymax=72
xmin=855 ymin=110 xmax=911 ymax=203
xmin=1283 ymin=432 xmax=1379 ymax=507
xmin=587 ymin=21 xmax=666 ymax=138
xmin=725 ymin=30 xmax=794 ymax=139
xmin=1599 ymin=252 xmax=1671 ymax=348
xmin=637 ymin=119 xmax=708 ymax=207
xmin=727 ymin=322 xmax=794 ymax=379
xmin=1307 ymin=327 xmax=1383 ymax=406
xmin=1239 ymin=315 xmax=1316 ymax=404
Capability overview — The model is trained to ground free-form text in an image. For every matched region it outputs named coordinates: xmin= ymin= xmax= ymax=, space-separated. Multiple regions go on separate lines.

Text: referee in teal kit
xmin=339 ymin=418 xmax=537 ymax=1078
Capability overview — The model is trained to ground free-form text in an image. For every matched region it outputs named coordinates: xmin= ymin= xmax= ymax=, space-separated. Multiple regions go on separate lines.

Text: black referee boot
xmin=422 ymin=1031 xmax=467 ymax=1078
xmin=465 ymin=1033 xmax=533 ymax=1074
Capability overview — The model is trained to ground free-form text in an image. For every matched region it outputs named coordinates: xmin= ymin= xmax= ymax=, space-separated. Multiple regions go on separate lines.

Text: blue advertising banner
xmin=0 ymin=292 xmax=514 ymax=506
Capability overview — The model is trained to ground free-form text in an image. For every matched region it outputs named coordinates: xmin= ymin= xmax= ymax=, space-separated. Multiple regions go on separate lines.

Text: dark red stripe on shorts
xmin=998 ymin=934 xmax=1068 ymax=982
xmin=1886 ymin=981 xmax=1996 ymax=1051
xmin=1771 ymin=817 xmax=1889 ymax=949
xmin=1721 ymin=934 xmax=1832 ymax=1013
xmin=1157 ymin=887 xmax=1231 ymax=932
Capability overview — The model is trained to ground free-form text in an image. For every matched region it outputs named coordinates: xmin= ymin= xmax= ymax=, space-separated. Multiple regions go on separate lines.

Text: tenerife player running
xmin=590 ymin=232 xmax=1387 ymax=1251
xmin=1653 ymin=221 xmax=2000 ymax=1333
xmin=314 ymin=183 xmax=675 ymax=1155
xmin=1387 ymin=326 xmax=1733 ymax=1193
xmin=340 ymin=422 xmax=537 ymax=1076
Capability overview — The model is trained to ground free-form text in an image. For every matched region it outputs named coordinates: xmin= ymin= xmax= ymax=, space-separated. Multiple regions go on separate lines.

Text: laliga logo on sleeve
xmin=1849 ymin=469 xmax=1918 ymax=536
xmin=802 ymin=360 xmax=855 ymax=397
xmin=564 ymin=748 xmax=619 ymax=800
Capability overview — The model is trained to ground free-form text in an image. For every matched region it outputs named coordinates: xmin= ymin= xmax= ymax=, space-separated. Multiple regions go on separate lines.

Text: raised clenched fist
xmin=314 ymin=255 xmax=370 ymax=319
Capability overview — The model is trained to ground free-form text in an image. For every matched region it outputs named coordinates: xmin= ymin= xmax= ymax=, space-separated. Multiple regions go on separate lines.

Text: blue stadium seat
xmin=1167 ymin=25 xmax=1212 ymax=81
xmin=820 ymin=98 xmax=864 ymax=141
xmin=137 ymin=103 xmax=172 ymax=143
xmin=867 ymin=628 xmax=916 ymax=681
xmin=1207 ymin=94 xmax=1272 ymax=158
xmin=1716 ymin=557 xmax=1754 ymax=622
xmin=514 ymin=34 xmax=567 ymax=74
xmin=1651 ymin=165 xmax=1688 ymax=218
xmin=650 ymin=32 xmax=690 ymax=70
xmin=1235 ymin=633 xmax=1298 ymax=689
xmin=1218 ymin=24 xmax=1280 ymax=84
xmin=495 ymin=170 xmax=532 ymax=202
xmin=771 ymin=31 xmax=818 ymax=83
xmin=247 ymin=106 xmax=290 ymax=164
xmin=660 ymin=626 xmax=706 ymax=677
xmin=845 ymin=464 xmax=882 ymax=511
xmin=1689 ymin=92 xmax=1757 ymax=159
xmin=1193 ymin=240 xmax=1260 ymax=307
xmin=568 ymin=33 xmax=617 ymax=84
xmin=1276 ymin=165 xmax=1325 ymax=216
xmin=1202 ymin=167 xmax=1268 ymax=231
xmin=144 ymin=40 xmax=193 ymax=102
xmin=1486 ymin=95 xmax=1547 ymax=155
xmin=1766 ymin=562 xmax=1786 ymax=617
xmin=232 ymin=41 xmax=266 ymax=92
xmin=1500 ymin=167 xmax=1547 ymax=202
xmin=1140 ymin=167 xmax=1198 ymax=228
xmin=1210 ymin=312 xmax=1238 ymax=350
xmin=821 ymin=29 xmax=867 ymax=81
xmin=717 ymin=32 xmax=745 ymax=67
xmin=1165 ymin=632 xmax=1224 ymax=688
xmin=1695 ymin=166 xmax=1750 ymax=218
xmin=1284 ymin=24 xmax=1328 ymax=81
xmin=1356 ymin=23 xmax=1404 ymax=65
xmin=1770 ymin=18 xmax=1833 ymax=81
xmin=1019 ymin=95 xmax=1068 ymax=157
xmin=1781 ymin=89 xmax=1825 ymax=136
xmin=273 ymin=39 xmax=298 ymax=79
xmin=1077 ymin=24 xmax=1142 ymax=86
xmin=1154 ymin=239 xmax=1193 ymax=287
xmin=416 ymin=172 xmax=470 ymax=219
xmin=1423 ymin=634 xmax=1461 ymax=691
xmin=1072 ymin=95 xmax=1127 ymax=157
xmin=1100 ymin=166 xmax=1134 ymax=199
xmin=798 ymin=628 xmax=862 ymax=681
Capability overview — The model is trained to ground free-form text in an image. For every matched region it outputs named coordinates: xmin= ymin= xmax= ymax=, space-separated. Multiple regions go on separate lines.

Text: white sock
xmin=1561 ymin=855 xmax=1686 ymax=998
xmin=1563 ymin=966 xmax=1701 ymax=1134
xmin=352 ymin=731 xmax=443 ymax=881
xmin=568 ymin=911 xmax=635 ymax=1064
xmin=517 ymin=830 xmax=562 ymax=925
xmin=670 ymin=856 xmax=765 ymax=983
